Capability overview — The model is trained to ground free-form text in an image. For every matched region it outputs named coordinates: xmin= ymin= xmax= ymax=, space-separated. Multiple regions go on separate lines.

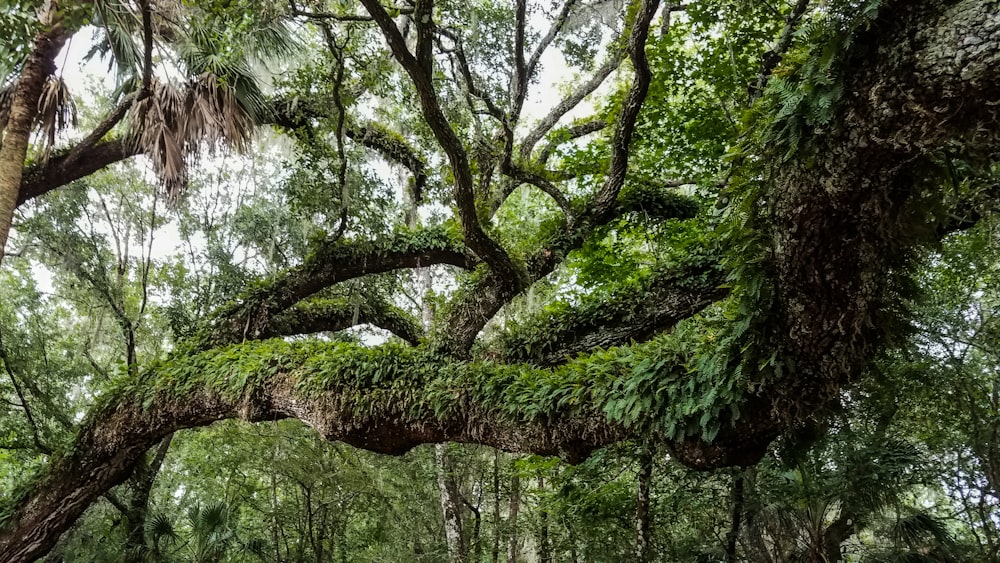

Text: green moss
xmin=615 ymin=184 xmax=700 ymax=222
xmin=113 ymin=327 xmax=744 ymax=442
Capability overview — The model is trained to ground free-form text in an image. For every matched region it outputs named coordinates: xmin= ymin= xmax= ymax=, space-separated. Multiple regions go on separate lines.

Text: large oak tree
xmin=0 ymin=0 xmax=998 ymax=560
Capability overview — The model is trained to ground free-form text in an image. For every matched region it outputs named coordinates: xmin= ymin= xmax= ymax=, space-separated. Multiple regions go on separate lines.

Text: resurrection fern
xmin=758 ymin=0 xmax=885 ymax=158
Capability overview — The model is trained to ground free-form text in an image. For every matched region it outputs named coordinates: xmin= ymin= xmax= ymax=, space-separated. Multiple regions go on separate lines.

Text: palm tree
xmin=742 ymin=436 xmax=952 ymax=563
xmin=0 ymin=0 xmax=296 ymax=258
xmin=136 ymin=501 xmax=268 ymax=562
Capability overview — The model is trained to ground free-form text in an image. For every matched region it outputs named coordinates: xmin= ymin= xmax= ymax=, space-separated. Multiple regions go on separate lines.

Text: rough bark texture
xmin=492 ymin=261 xmax=726 ymax=367
xmin=0 ymin=6 xmax=70 ymax=260
xmin=435 ymin=444 xmax=468 ymax=563
xmin=765 ymin=0 xmax=1000 ymax=416
xmin=0 ymin=366 xmax=628 ymax=561
xmin=671 ymin=0 xmax=1000 ymax=469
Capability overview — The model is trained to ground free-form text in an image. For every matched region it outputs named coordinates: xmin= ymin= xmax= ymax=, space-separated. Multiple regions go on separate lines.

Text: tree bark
xmin=491 ymin=451 xmax=502 ymax=563
xmin=538 ymin=476 xmax=551 ymax=563
xmin=122 ymin=434 xmax=173 ymax=561
xmin=0 ymin=5 xmax=71 ymax=260
xmin=436 ymin=444 xmax=467 ymax=563
xmin=669 ymin=0 xmax=1000 ymax=470
xmin=507 ymin=471 xmax=521 ymax=563
xmin=724 ymin=470 xmax=745 ymax=563
xmin=635 ymin=448 xmax=653 ymax=562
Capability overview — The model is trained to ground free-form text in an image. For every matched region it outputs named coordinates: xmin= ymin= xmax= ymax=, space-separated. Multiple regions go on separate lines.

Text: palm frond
xmin=183 ymin=72 xmax=256 ymax=153
xmin=889 ymin=511 xmax=953 ymax=549
xmin=194 ymin=500 xmax=229 ymax=532
xmin=0 ymin=76 xmax=78 ymax=160
xmin=245 ymin=18 xmax=299 ymax=63
xmin=35 ymin=76 xmax=78 ymax=161
xmin=128 ymin=79 xmax=187 ymax=199
xmin=146 ymin=511 xmax=178 ymax=543
xmin=89 ymin=0 xmax=143 ymax=84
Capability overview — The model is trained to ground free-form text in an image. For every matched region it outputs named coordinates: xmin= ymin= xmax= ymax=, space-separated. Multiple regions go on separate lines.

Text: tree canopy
xmin=0 ymin=0 xmax=998 ymax=560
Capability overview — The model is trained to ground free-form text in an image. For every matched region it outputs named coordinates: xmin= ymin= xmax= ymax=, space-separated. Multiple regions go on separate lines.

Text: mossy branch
xmin=197 ymin=226 xmax=472 ymax=349
xmin=269 ymin=100 xmax=429 ymax=203
xmin=486 ymin=257 xmax=728 ymax=366
xmin=265 ymin=295 xmax=424 ymax=345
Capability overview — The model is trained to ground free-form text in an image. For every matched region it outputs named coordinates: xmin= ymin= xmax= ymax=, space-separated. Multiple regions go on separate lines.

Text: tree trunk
xmin=538 ymin=476 xmax=551 ymax=563
xmin=724 ymin=470 xmax=745 ymax=563
xmin=0 ymin=4 xmax=71 ymax=261
xmin=436 ymin=444 xmax=467 ymax=563
xmin=507 ymin=471 xmax=521 ymax=563
xmin=635 ymin=448 xmax=653 ymax=562
xmin=492 ymin=450 xmax=502 ymax=563
xmin=122 ymin=434 xmax=173 ymax=561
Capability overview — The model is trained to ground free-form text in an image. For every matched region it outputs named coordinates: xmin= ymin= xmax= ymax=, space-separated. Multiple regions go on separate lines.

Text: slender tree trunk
xmin=724 ymin=470 xmax=745 ymax=563
xmin=635 ymin=448 xmax=653 ymax=562
xmin=436 ymin=444 xmax=468 ymax=563
xmin=0 ymin=5 xmax=71 ymax=261
xmin=270 ymin=472 xmax=282 ymax=562
xmin=507 ymin=471 xmax=521 ymax=563
xmin=123 ymin=434 xmax=173 ymax=561
xmin=492 ymin=450 xmax=502 ymax=563
xmin=538 ymin=476 xmax=551 ymax=563
xmin=469 ymin=499 xmax=483 ymax=563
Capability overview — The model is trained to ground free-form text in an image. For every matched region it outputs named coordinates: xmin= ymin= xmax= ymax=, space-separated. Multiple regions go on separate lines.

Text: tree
xmin=0 ymin=0 xmax=998 ymax=560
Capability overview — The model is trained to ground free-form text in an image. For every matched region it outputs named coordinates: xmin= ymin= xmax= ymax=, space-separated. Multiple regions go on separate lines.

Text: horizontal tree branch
xmin=0 ymin=340 xmax=634 ymax=561
xmin=437 ymin=185 xmax=700 ymax=357
xmin=488 ymin=258 xmax=728 ymax=366
xmin=269 ymin=102 xmax=430 ymax=203
xmin=0 ymin=335 xmax=772 ymax=560
xmin=265 ymin=295 xmax=424 ymax=345
xmin=199 ymin=226 xmax=473 ymax=348
xmin=18 ymin=139 xmax=138 ymax=206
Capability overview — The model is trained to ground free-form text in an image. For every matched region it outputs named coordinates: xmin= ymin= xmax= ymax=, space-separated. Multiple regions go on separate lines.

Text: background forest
xmin=0 ymin=0 xmax=998 ymax=561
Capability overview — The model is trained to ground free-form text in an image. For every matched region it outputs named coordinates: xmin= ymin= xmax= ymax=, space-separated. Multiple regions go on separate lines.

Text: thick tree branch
xmin=590 ymin=0 xmax=659 ymax=222
xmin=488 ymin=259 xmax=728 ymax=366
xmin=17 ymin=139 xmax=137 ymax=206
xmin=0 ymin=341 xmax=633 ymax=561
xmin=437 ymin=185 xmax=699 ymax=357
xmin=264 ymin=295 xmax=424 ymax=345
xmin=756 ymin=0 xmax=1000 ymax=431
xmin=361 ymin=0 xmax=522 ymax=291
xmin=200 ymin=227 xmax=472 ymax=348
xmin=510 ymin=0 xmax=529 ymax=119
